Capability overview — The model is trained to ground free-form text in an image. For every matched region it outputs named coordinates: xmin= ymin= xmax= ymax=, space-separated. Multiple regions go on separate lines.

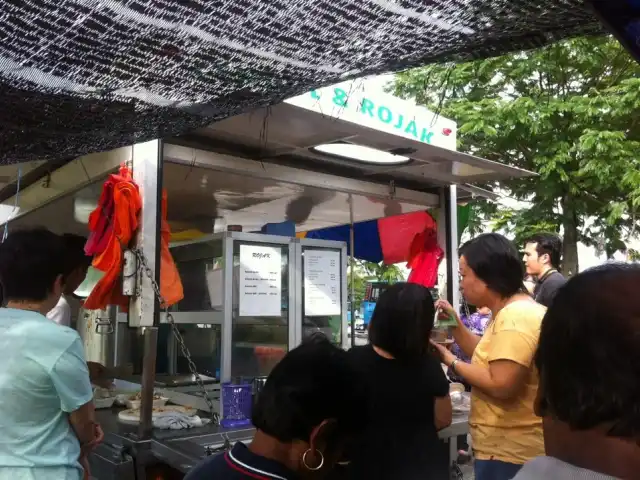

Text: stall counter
xmin=89 ymin=408 xmax=469 ymax=479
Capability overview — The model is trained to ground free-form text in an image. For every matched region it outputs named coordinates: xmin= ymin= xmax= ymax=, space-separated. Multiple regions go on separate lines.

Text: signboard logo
xmin=311 ymin=87 xmax=436 ymax=144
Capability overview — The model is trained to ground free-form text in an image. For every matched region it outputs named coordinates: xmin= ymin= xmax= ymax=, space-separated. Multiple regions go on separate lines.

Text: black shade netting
xmin=0 ymin=0 xmax=602 ymax=164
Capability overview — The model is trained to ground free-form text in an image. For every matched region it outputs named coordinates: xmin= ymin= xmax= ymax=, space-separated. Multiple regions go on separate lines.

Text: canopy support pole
xmin=443 ymin=186 xmax=460 ymax=312
xmin=349 ymin=194 xmax=356 ymax=348
xmin=129 ymin=139 xmax=164 ymax=440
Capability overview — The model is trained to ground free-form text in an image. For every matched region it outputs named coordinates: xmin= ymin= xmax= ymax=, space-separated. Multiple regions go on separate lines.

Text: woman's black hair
xmin=252 ymin=334 xmax=366 ymax=445
xmin=460 ymin=233 xmax=526 ymax=299
xmin=535 ymin=263 xmax=640 ymax=440
xmin=368 ymin=282 xmax=436 ymax=363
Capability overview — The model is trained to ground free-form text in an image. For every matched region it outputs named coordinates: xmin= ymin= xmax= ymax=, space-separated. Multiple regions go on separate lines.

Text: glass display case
xmin=163 ymin=232 xmax=346 ymax=383
xmin=295 ymin=240 xmax=348 ymax=346
xmin=230 ymin=237 xmax=292 ymax=379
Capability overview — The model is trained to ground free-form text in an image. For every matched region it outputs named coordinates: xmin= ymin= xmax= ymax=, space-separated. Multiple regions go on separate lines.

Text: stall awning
xmin=298 ymin=208 xmax=470 ymax=264
xmin=0 ymin=1 xmax=603 ymax=165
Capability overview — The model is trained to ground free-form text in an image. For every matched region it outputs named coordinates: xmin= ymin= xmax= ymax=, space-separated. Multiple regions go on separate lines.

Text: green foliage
xmin=347 ymin=267 xmax=368 ymax=310
xmin=348 ymin=261 xmax=405 ymax=309
xmin=392 ymin=36 xmax=640 ymax=273
xmin=359 ymin=261 xmax=406 ymax=284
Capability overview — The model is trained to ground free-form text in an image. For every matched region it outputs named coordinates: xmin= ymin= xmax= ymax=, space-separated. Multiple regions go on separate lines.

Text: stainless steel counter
xmin=439 ymin=412 xmax=469 ymax=439
xmin=90 ymin=408 xmax=254 ymax=479
xmin=90 ymin=408 xmax=470 ymax=479
xmin=438 ymin=413 xmax=470 ymax=467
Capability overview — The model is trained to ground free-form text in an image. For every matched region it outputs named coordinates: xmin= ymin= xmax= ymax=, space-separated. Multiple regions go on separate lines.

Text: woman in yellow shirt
xmin=432 ymin=233 xmax=546 ymax=480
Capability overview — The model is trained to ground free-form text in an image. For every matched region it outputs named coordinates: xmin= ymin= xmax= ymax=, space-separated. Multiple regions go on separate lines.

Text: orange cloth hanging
xmin=159 ymin=190 xmax=183 ymax=307
xmin=84 ymin=165 xmax=183 ymax=310
xmin=84 ymin=166 xmax=141 ymax=310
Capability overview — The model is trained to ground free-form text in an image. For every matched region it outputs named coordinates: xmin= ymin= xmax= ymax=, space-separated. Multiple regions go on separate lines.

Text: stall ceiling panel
xmin=0 ymin=1 xmax=602 ymax=164
xmin=188 ymin=102 xmax=532 ymax=186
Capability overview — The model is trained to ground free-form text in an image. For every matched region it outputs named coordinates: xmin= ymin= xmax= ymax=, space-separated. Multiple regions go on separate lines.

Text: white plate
xmin=117 ymin=405 xmax=198 ymax=425
xmin=126 ymin=397 xmax=169 ymax=410
xmin=94 ymin=397 xmax=116 ymax=409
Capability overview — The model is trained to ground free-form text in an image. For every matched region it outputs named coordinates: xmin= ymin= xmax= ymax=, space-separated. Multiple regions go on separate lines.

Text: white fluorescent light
xmin=313 ymin=143 xmax=410 ymax=165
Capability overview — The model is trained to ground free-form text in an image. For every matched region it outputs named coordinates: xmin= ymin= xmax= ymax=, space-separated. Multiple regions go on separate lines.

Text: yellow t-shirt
xmin=469 ymin=300 xmax=546 ymax=464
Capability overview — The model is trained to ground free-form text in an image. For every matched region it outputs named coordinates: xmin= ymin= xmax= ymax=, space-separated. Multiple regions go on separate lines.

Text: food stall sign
xmin=286 ymin=80 xmax=458 ymax=151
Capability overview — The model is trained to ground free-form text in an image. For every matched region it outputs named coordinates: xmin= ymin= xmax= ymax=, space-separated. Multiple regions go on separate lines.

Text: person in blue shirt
xmin=0 ymin=228 xmax=103 ymax=480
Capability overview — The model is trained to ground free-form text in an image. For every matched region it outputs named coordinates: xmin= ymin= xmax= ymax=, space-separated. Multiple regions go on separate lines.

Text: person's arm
xmin=431 ymin=310 xmax=539 ymax=401
xmin=424 ymin=355 xmax=453 ymax=430
xmin=436 ymin=300 xmax=482 ymax=358
xmin=434 ymin=395 xmax=453 ymax=430
xmin=87 ymin=361 xmax=114 ymax=389
xmin=447 ymin=358 xmax=529 ymax=400
xmin=70 ymin=402 xmax=98 ymax=447
xmin=51 ymin=337 xmax=101 ymax=448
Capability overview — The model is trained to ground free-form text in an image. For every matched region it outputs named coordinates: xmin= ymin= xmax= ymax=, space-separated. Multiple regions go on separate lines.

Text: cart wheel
xmin=450 ymin=463 xmax=464 ymax=480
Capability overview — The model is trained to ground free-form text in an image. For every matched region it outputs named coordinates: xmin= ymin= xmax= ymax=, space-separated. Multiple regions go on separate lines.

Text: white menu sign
xmin=239 ymin=245 xmax=282 ymax=317
xmin=304 ymin=249 xmax=341 ymax=316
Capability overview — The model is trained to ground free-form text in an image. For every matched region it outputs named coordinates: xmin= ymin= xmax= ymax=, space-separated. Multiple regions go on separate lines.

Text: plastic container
xmin=449 ymin=382 xmax=465 ymax=395
xmin=221 ymin=382 xmax=252 ymax=428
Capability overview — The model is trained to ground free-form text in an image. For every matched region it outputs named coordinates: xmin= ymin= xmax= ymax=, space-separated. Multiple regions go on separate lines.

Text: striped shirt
xmin=185 ymin=442 xmax=297 ymax=480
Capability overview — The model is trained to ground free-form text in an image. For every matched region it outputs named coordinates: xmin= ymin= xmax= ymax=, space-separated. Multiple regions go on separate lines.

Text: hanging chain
xmin=133 ymin=248 xmax=219 ymax=425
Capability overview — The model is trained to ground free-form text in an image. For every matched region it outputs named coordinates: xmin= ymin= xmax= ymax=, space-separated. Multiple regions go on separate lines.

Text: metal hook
xmin=388 ymin=180 xmax=396 ymax=199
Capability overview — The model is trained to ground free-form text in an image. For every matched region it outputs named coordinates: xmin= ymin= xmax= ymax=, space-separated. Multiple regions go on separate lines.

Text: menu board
xmin=304 ymin=249 xmax=341 ymax=316
xmin=239 ymin=245 xmax=282 ymax=317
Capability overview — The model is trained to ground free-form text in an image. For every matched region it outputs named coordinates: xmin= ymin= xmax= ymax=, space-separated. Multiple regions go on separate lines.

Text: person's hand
xmin=81 ymin=424 xmax=104 ymax=455
xmin=88 ymin=424 xmax=104 ymax=449
xmin=429 ymin=339 xmax=457 ymax=367
xmin=87 ymin=362 xmax=114 ymax=389
xmin=79 ymin=455 xmax=91 ymax=480
xmin=435 ymin=299 xmax=461 ymax=327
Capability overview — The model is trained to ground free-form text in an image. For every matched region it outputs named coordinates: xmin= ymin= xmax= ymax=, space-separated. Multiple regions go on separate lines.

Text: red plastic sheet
xmin=377 ymin=211 xmax=437 ymax=264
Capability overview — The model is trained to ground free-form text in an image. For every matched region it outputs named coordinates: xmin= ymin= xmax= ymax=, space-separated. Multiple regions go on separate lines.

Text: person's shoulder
xmin=0 ymin=307 xmax=43 ymax=322
xmin=46 ymin=297 xmax=72 ymax=326
xmin=547 ymin=271 xmax=567 ymax=287
xmin=497 ymin=299 xmax=546 ymax=330
xmin=502 ymin=299 xmax=546 ymax=315
xmin=346 ymin=345 xmax=373 ymax=364
xmin=184 ymin=452 xmax=230 ymax=480
xmin=32 ymin=319 xmax=82 ymax=356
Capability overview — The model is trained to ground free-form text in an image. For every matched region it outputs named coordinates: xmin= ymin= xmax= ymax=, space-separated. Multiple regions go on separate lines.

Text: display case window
xmin=301 ymin=247 xmax=343 ymax=345
xmin=231 ymin=241 xmax=290 ymax=379
xmin=171 ymin=236 xmax=225 ymax=312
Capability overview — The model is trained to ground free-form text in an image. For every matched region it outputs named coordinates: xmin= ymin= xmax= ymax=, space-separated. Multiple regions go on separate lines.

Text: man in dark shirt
xmin=522 ymin=233 xmax=567 ymax=307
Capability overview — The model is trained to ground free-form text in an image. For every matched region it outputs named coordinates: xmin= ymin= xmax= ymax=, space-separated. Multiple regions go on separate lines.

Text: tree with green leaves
xmin=359 ymin=261 xmax=406 ymax=283
xmin=392 ymin=36 xmax=640 ymax=276
xmin=347 ymin=266 xmax=368 ymax=310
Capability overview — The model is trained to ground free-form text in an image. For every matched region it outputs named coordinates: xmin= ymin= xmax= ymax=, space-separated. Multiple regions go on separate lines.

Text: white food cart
xmin=0 ymin=79 xmax=533 ymax=479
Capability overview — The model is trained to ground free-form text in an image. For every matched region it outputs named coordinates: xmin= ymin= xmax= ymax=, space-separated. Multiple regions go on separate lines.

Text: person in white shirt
xmin=46 ymin=233 xmax=112 ymax=390
xmin=47 ymin=234 xmax=92 ymax=327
